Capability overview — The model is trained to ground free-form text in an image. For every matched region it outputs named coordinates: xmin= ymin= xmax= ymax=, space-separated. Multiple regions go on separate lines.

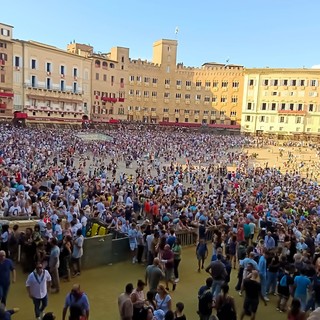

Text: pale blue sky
xmin=2 ymin=0 xmax=320 ymax=68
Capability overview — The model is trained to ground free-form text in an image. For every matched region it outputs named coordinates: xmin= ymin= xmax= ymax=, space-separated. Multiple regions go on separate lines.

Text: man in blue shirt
xmin=258 ymin=250 xmax=269 ymax=301
xmin=0 ymin=250 xmax=16 ymax=306
xmin=264 ymin=232 xmax=275 ymax=250
xmin=62 ymin=284 xmax=90 ymax=320
xmin=294 ymin=269 xmax=311 ymax=310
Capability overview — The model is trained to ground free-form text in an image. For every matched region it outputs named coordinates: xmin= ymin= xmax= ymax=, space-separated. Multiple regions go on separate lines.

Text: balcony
xmin=118 ymin=98 xmax=125 ymax=102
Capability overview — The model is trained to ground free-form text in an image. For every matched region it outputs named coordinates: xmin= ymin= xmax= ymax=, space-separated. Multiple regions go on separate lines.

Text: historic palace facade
xmin=1 ymin=21 xmax=320 ymax=136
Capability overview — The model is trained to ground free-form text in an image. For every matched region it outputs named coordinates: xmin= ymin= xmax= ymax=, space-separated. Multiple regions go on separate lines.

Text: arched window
xmin=110 ymin=63 xmax=115 ymax=69
xmin=102 ymin=61 xmax=108 ymax=69
xmin=95 ymin=60 xmax=101 ymax=68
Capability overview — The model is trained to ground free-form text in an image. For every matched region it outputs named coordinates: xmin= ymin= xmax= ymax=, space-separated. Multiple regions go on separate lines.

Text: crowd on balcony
xmin=1 ymin=123 xmax=320 ymax=319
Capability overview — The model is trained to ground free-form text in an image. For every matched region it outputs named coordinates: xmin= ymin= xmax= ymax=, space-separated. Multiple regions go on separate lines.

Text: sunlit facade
xmin=242 ymin=68 xmax=320 ymax=136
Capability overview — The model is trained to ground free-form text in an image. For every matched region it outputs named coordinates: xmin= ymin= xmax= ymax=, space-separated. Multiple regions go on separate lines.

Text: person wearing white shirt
xmin=26 ymin=263 xmax=51 ymax=320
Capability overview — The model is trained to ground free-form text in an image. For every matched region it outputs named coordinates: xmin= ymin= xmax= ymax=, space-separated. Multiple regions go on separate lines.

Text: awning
xmin=14 ymin=112 xmax=28 ymax=119
xmin=101 ymin=97 xmax=117 ymax=103
xmin=0 ymin=103 xmax=6 ymax=109
xmin=0 ymin=92 xmax=14 ymax=98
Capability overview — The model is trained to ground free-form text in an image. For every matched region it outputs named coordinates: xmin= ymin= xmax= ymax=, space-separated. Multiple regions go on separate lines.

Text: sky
xmin=2 ymin=0 xmax=320 ymax=68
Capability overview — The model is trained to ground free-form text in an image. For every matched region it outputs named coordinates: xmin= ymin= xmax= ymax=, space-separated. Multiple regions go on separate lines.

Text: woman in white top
xmin=154 ymin=285 xmax=172 ymax=314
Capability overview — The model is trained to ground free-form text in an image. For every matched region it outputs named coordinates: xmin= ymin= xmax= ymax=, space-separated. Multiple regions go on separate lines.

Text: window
xmin=144 ymin=91 xmax=149 ymax=97
xmin=103 ymin=74 xmax=107 ymax=82
xmin=176 ymin=93 xmax=182 ymax=99
xmin=135 ymin=106 xmax=140 ymax=111
xmin=211 ymin=111 xmax=216 ymax=115
xmin=102 ymin=61 xmax=108 ymax=69
xmin=1 ymin=28 xmax=10 ymax=37
xmin=281 ymin=103 xmax=286 ymax=110
xmin=46 ymin=78 xmax=51 ymax=89
xmin=249 ymin=79 xmax=254 ymax=86
xmin=205 ymin=81 xmax=211 ymax=87
xmin=121 ymin=56 xmax=125 ymax=63
xmin=136 ymin=90 xmax=141 ymax=96
xmin=247 ymin=102 xmax=253 ymax=110
xmin=151 ymin=91 xmax=157 ymax=97
xmin=271 ymin=103 xmax=277 ymax=111
xmin=31 ymin=59 xmax=37 ymax=69
xmin=118 ymin=107 xmax=124 ymax=115
xmin=260 ymin=116 xmax=265 ymax=122
xmin=279 ymin=116 xmax=285 ymax=123
xmin=184 ymin=118 xmax=189 ymax=123
xmin=204 ymin=96 xmax=210 ymax=102
xmin=166 ymin=66 xmax=170 ymax=73
xmin=282 ymin=79 xmax=288 ymax=86
xmin=110 ymin=63 xmax=115 ymax=69
xmin=222 ymin=81 xmax=228 ymax=87
xmin=184 ymin=110 xmax=190 ymax=114
xmin=152 ymin=78 xmax=158 ymax=84
xmin=300 ymin=80 xmax=305 ymax=86
xmin=60 ymin=80 xmax=65 ymax=91
xmin=220 ymin=96 xmax=227 ymax=103
xmin=31 ymin=76 xmax=36 ymax=87
xmin=165 ymin=79 xmax=170 ymax=85
xmin=73 ymin=82 xmax=77 ymax=93
xmin=230 ymin=111 xmax=237 ymax=116
xmin=60 ymin=65 xmax=65 ymax=75
xmin=194 ymin=110 xmax=200 ymax=114
xmin=212 ymin=95 xmax=217 ymax=102
xmin=136 ymin=76 xmax=142 ymax=82
xmin=176 ymin=80 xmax=182 ymax=86
xmin=261 ymin=103 xmax=267 ymax=111
xmin=144 ymin=77 xmax=150 ymax=83
xmin=311 ymin=80 xmax=318 ymax=87
xmin=130 ymin=75 xmax=135 ymax=81
xmin=263 ymin=79 xmax=269 ymax=86
xmin=232 ymin=81 xmax=239 ymax=88
xmin=213 ymin=81 xmax=218 ymax=88
xmin=151 ymin=108 xmax=156 ymax=112
xmin=129 ymin=89 xmax=134 ymax=96
xmin=203 ymin=110 xmax=209 ymax=115
xmin=298 ymin=104 xmax=303 ymax=111
xmin=174 ymin=109 xmax=180 ymax=113
xmin=291 ymin=79 xmax=296 ymax=86
xmin=95 ymin=73 xmax=99 ymax=80
xmin=14 ymin=56 xmax=20 ymax=67
xmin=272 ymin=79 xmax=279 ymax=86
xmin=185 ymin=94 xmax=190 ymax=99
xmin=196 ymin=94 xmax=201 ymax=101
xmin=163 ymin=108 xmax=169 ymax=113
xmin=296 ymin=117 xmax=302 ymax=124
xmin=0 ymin=74 xmax=5 ymax=83
xmin=186 ymin=80 xmax=191 ymax=87
xmin=220 ymin=110 xmax=226 ymax=116
xmin=111 ymin=76 xmax=114 ymax=85
xmin=0 ymin=53 xmax=7 ymax=61
xmin=46 ymin=62 xmax=51 ymax=73
xmin=164 ymin=92 xmax=170 ymax=98
xmin=231 ymin=96 xmax=238 ymax=103
xmin=289 ymin=103 xmax=294 ymax=110
xmin=309 ymin=104 xmax=314 ymax=112
xmin=196 ymin=80 xmax=202 ymax=87
xmin=0 ymin=42 xmax=6 ymax=48
xmin=73 ymin=68 xmax=78 ymax=77
xmin=271 ymin=91 xmax=278 ymax=96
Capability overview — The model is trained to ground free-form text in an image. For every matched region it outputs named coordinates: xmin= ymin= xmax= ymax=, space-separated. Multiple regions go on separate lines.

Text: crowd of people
xmin=1 ymin=123 xmax=320 ymax=319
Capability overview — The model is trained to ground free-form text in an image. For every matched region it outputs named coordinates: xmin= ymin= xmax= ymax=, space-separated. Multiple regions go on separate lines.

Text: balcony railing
xmin=24 ymin=83 xmax=83 ymax=95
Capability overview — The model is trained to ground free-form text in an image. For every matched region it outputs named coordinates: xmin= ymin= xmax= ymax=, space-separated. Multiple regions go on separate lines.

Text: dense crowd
xmin=1 ymin=124 xmax=320 ymax=319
